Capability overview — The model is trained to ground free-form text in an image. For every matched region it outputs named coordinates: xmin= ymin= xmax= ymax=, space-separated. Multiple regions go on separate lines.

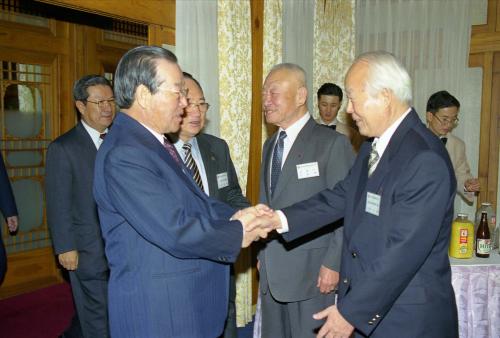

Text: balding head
xmin=262 ymin=63 xmax=308 ymax=129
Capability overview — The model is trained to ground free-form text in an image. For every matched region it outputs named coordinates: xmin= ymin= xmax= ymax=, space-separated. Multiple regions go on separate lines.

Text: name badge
xmin=296 ymin=162 xmax=319 ymax=179
xmin=217 ymin=172 xmax=229 ymax=189
xmin=365 ymin=192 xmax=381 ymax=216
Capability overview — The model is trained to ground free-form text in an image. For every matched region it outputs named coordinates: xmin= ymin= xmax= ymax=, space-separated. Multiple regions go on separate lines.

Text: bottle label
xmin=477 ymin=239 xmax=491 ymax=254
xmin=459 ymin=229 xmax=468 ymax=244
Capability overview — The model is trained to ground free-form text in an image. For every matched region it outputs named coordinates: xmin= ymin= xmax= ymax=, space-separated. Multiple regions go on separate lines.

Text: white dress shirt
xmin=81 ymin=120 xmax=108 ymax=150
xmin=174 ymin=137 xmax=210 ymax=196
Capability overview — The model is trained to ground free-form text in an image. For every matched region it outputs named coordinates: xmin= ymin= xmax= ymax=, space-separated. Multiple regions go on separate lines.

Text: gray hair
xmin=268 ymin=63 xmax=307 ymax=87
xmin=356 ymin=51 xmax=412 ymax=105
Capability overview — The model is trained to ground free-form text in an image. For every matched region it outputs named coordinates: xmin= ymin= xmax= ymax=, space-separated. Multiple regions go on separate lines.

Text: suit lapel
xmin=75 ymin=121 xmax=98 ymax=156
xmin=197 ymin=135 xmax=218 ymax=196
xmin=262 ymin=137 xmax=274 ymax=204
xmin=349 ymin=110 xmax=420 ymax=237
xmin=118 ymin=113 xmax=207 ymax=200
xmin=271 ymin=118 xmax=314 ymax=201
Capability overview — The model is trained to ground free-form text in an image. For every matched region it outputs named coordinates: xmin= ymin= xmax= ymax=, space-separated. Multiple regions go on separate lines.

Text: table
xmin=450 ymin=252 xmax=500 ymax=338
xmin=253 ymin=253 xmax=500 ymax=338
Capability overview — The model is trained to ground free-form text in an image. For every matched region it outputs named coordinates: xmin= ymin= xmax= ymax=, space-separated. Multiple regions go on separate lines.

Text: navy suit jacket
xmin=282 ymin=110 xmax=458 ymax=338
xmin=93 ymin=112 xmax=243 ymax=338
xmin=0 ymin=151 xmax=17 ymax=281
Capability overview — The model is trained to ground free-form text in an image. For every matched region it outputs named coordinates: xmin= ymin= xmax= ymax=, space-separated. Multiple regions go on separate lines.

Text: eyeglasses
xmin=186 ymin=101 xmax=210 ymax=112
xmin=433 ymin=114 xmax=459 ymax=126
xmin=86 ymin=98 xmax=115 ymax=109
xmin=158 ymin=86 xmax=188 ymax=98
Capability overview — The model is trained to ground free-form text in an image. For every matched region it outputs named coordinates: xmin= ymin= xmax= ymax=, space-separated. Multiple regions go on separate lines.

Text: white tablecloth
xmin=450 ymin=253 xmax=500 ymax=338
xmin=253 ymin=253 xmax=500 ymax=338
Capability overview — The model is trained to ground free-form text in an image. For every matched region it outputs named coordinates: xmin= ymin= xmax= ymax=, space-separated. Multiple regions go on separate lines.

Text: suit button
xmin=343 ymin=278 xmax=348 ymax=284
xmin=368 ymin=321 xmax=374 ymax=325
xmin=351 ymin=252 xmax=357 ymax=258
xmin=375 ymin=314 xmax=380 ymax=318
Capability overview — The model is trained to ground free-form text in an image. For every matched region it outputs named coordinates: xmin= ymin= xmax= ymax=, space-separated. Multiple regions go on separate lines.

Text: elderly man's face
xmin=262 ymin=69 xmax=305 ymax=129
xmin=147 ymin=59 xmax=187 ymax=134
xmin=179 ymin=78 xmax=207 ymax=141
xmin=77 ymin=85 xmax=115 ymax=133
xmin=345 ymin=61 xmax=388 ymax=137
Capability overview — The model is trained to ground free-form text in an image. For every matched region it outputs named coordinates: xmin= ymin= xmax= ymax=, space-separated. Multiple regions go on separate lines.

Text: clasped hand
xmin=232 ymin=204 xmax=281 ymax=248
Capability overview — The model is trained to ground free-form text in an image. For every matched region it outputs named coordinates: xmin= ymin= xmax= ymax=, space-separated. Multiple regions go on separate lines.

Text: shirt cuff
xmin=276 ymin=210 xmax=289 ymax=233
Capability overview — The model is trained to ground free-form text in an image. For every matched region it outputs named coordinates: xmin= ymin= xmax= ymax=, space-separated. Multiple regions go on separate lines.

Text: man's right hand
xmin=58 ymin=250 xmax=78 ymax=271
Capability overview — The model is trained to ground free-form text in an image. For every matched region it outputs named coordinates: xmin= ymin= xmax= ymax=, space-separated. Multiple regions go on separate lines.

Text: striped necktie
xmin=367 ymin=140 xmax=379 ymax=177
xmin=182 ymin=142 xmax=204 ymax=191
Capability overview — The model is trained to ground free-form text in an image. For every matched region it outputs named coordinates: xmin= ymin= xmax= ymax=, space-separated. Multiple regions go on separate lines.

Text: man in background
xmin=93 ymin=46 xmax=269 ymax=338
xmin=317 ymin=82 xmax=362 ymax=152
xmin=259 ymin=52 xmax=458 ymax=337
xmin=0 ymin=151 xmax=18 ymax=283
xmin=169 ymin=72 xmax=250 ymax=338
xmin=46 ymin=75 xmax=115 ymax=337
xmin=258 ymin=63 xmax=354 ymax=338
xmin=426 ymin=90 xmax=480 ymax=205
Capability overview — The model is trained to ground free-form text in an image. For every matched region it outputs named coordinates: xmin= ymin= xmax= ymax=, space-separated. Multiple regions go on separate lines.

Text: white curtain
xmin=356 ymin=0 xmax=482 ymax=218
xmin=283 ymin=0 xmax=315 ymax=113
xmin=175 ymin=0 xmax=220 ymax=137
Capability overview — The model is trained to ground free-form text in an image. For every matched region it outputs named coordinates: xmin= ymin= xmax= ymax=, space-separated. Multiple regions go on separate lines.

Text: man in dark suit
xmin=257 ymin=52 xmax=458 ymax=338
xmin=169 ymin=72 xmax=250 ymax=338
xmin=258 ymin=63 xmax=354 ymax=338
xmin=93 ymin=46 xmax=270 ymax=338
xmin=46 ymin=75 xmax=115 ymax=337
xmin=0 ymin=151 xmax=18 ymax=283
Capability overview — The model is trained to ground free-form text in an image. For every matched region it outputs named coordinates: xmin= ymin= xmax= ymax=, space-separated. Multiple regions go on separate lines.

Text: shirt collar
xmin=81 ymin=120 xmax=108 ymax=147
xmin=374 ymin=108 xmax=412 ymax=159
xmin=140 ymin=123 xmax=165 ymax=145
xmin=319 ymin=117 xmax=337 ymax=126
xmin=278 ymin=113 xmax=310 ymax=144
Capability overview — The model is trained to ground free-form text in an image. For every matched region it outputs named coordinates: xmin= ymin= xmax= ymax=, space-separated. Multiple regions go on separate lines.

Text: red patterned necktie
xmin=162 ymin=137 xmax=181 ymax=165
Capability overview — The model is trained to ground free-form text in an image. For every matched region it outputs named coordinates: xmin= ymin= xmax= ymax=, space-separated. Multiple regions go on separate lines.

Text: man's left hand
xmin=313 ymin=305 xmax=354 ymax=338
xmin=317 ymin=265 xmax=339 ymax=294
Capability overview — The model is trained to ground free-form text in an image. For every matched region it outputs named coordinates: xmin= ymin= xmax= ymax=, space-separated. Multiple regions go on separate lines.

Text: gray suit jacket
xmin=197 ymin=133 xmax=249 ymax=209
xmin=46 ymin=121 xmax=108 ymax=279
xmin=259 ymin=117 xmax=355 ymax=302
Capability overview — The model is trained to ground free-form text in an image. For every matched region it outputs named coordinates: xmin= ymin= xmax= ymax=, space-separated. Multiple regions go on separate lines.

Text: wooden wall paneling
xmin=249 ymin=0 xmax=264 ymax=305
xmin=0 ymin=21 xmax=69 ymax=55
xmin=478 ymin=52 xmax=494 ymax=206
xmin=469 ymin=0 xmax=500 ymax=210
xmin=148 ymin=24 xmax=175 ymax=47
xmin=36 ymin=0 xmax=176 ymax=28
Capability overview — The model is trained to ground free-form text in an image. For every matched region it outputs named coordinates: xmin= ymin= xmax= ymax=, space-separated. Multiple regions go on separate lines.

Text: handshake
xmin=232 ymin=204 xmax=282 ymax=248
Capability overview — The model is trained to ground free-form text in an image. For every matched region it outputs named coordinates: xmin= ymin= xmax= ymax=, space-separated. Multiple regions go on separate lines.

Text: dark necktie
xmin=182 ymin=142 xmax=204 ymax=191
xmin=270 ymin=131 xmax=287 ymax=195
xmin=441 ymin=137 xmax=447 ymax=145
xmin=329 ymin=125 xmax=336 ymax=130
xmin=367 ymin=140 xmax=379 ymax=177
xmin=163 ymin=137 xmax=182 ymax=165
xmin=99 ymin=133 xmax=107 ymax=140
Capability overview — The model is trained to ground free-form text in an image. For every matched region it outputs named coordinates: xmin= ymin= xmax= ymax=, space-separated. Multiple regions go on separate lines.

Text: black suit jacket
xmin=0 ymin=151 xmax=17 ymax=281
xmin=46 ymin=121 xmax=108 ymax=279
xmin=196 ymin=133 xmax=249 ymax=209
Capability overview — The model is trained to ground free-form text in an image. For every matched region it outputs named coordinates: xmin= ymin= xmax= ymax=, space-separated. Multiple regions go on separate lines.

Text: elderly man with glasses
xmin=426 ymin=90 xmax=480 ymax=204
xmin=46 ymin=74 xmax=115 ymax=338
xmin=168 ymin=72 xmax=250 ymax=338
